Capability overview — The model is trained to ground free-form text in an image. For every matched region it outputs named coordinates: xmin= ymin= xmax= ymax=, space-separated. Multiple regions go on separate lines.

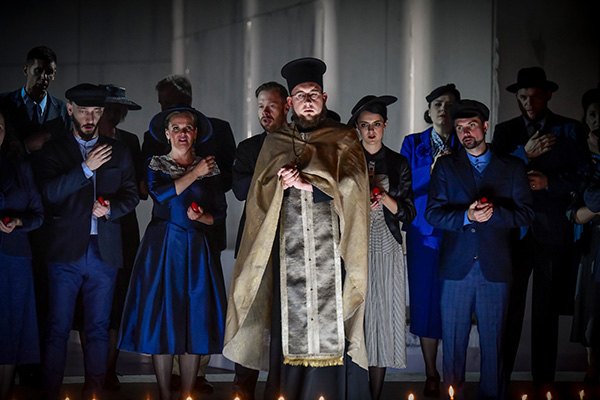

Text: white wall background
xmin=0 ymin=0 xmax=598 ymax=374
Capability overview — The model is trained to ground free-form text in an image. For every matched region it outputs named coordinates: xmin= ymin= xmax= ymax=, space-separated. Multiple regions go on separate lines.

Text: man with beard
xmin=0 ymin=46 xmax=70 ymax=154
xmin=425 ymin=100 xmax=533 ymax=400
xmin=230 ymin=81 xmax=289 ymax=400
xmin=35 ymin=84 xmax=138 ymax=400
xmin=224 ymin=58 xmax=371 ymax=399
xmin=492 ymin=67 xmax=589 ymax=392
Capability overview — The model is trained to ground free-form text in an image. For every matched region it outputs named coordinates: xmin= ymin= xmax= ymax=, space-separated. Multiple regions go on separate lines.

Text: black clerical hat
xmin=347 ymin=95 xmax=397 ymax=127
xmin=65 ymin=83 xmax=106 ymax=107
xmin=102 ymin=84 xmax=142 ymax=110
xmin=506 ymin=67 xmax=559 ymax=93
xmin=281 ymin=57 xmax=327 ymax=93
xmin=149 ymin=107 xmax=212 ymax=145
xmin=449 ymin=99 xmax=490 ymax=122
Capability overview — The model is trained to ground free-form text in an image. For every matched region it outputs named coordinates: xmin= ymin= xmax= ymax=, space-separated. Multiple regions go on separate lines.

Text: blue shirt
xmin=74 ymin=135 xmax=100 ymax=235
xmin=463 ymin=147 xmax=491 ymax=225
xmin=21 ymin=87 xmax=47 ymax=123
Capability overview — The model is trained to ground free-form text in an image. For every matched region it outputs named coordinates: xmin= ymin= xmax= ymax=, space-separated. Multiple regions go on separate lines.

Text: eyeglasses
xmin=291 ymin=91 xmax=322 ymax=102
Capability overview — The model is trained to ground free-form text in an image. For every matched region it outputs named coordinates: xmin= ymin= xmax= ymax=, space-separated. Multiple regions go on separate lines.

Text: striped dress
xmin=364 ymin=175 xmax=407 ymax=368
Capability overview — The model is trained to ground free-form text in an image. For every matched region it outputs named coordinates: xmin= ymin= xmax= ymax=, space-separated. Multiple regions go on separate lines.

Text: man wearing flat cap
xmin=426 ymin=100 xmax=533 ymax=400
xmin=35 ymin=83 xmax=139 ymax=400
xmin=224 ymin=57 xmax=371 ymax=398
xmin=492 ymin=67 xmax=589 ymax=389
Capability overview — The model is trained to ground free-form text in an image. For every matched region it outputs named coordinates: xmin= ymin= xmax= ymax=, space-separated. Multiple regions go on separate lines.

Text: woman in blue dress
xmin=0 ymin=109 xmax=43 ymax=399
xmin=119 ymin=107 xmax=227 ymax=400
xmin=400 ymin=84 xmax=460 ymax=397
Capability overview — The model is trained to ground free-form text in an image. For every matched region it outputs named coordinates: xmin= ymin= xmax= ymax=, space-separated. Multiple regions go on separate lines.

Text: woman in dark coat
xmin=0 ymin=109 xmax=44 ymax=399
xmin=349 ymin=95 xmax=416 ymax=400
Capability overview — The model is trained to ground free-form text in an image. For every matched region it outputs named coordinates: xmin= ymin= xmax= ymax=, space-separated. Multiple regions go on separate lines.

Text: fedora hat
xmin=506 ymin=67 xmax=558 ymax=93
xmin=102 ymin=84 xmax=142 ymax=110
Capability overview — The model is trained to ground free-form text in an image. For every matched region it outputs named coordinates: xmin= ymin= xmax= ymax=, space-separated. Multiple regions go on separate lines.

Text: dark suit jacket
xmin=232 ymin=131 xmax=267 ymax=255
xmin=425 ymin=147 xmax=534 ymax=282
xmin=0 ymin=89 xmax=70 ymax=150
xmin=35 ymin=133 xmax=139 ymax=268
xmin=492 ymin=111 xmax=589 ymax=244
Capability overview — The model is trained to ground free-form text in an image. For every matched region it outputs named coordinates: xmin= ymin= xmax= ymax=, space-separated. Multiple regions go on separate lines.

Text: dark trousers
xmin=42 ymin=237 xmax=118 ymax=400
xmin=441 ymin=263 xmax=508 ymax=400
xmin=503 ymin=232 xmax=572 ymax=386
xmin=233 ymin=363 xmax=260 ymax=400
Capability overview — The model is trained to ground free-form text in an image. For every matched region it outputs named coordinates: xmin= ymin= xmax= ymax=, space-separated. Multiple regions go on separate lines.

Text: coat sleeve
xmin=105 ymin=148 xmax=139 ymax=220
xmin=425 ymin=158 xmax=468 ymax=231
xmin=386 ymin=155 xmax=416 ymax=224
xmin=232 ymin=139 xmax=257 ymax=201
xmin=37 ymin=144 xmax=91 ymax=204
xmin=17 ymin=161 xmax=44 ymax=232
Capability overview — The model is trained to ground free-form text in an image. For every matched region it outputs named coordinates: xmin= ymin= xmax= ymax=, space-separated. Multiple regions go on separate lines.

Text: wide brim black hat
xmin=449 ymin=99 xmax=490 ymax=122
xmin=65 ymin=83 xmax=106 ymax=107
xmin=281 ymin=57 xmax=327 ymax=93
xmin=582 ymin=84 xmax=600 ymax=112
xmin=102 ymin=85 xmax=142 ymax=110
xmin=506 ymin=66 xmax=559 ymax=93
xmin=347 ymin=95 xmax=397 ymax=127
xmin=149 ymin=107 xmax=212 ymax=145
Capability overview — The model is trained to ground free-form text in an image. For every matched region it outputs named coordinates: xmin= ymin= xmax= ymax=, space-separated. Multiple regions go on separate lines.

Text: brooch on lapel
xmin=416 ymin=142 xmax=431 ymax=159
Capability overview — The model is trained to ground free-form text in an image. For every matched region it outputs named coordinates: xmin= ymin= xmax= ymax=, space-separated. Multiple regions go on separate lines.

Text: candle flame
xmin=546 ymin=392 xmax=552 ymax=400
xmin=408 ymin=394 xmax=414 ymax=400
xmin=319 ymin=397 xmax=325 ymax=400
xmin=235 ymin=397 xmax=240 ymax=400
xmin=521 ymin=395 xmax=527 ymax=400
xmin=449 ymin=385 xmax=454 ymax=399
xmin=186 ymin=397 xmax=192 ymax=400
xmin=278 ymin=397 xmax=284 ymax=400
xmin=580 ymin=390 xmax=585 ymax=399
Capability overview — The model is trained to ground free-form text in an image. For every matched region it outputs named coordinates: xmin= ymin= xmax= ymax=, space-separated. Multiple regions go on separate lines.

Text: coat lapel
xmin=454 ymin=148 xmax=478 ymax=196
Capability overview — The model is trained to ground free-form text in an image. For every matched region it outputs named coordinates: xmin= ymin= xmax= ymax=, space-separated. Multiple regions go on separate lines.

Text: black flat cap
xmin=149 ymin=107 xmax=212 ymax=145
xmin=347 ymin=95 xmax=397 ymax=127
xmin=281 ymin=57 xmax=327 ymax=93
xmin=426 ymin=83 xmax=461 ymax=103
xmin=449 ymin=99 xmax=490 ymax=122
xmin=65 ymin=83 xmax=106 ymax=107
xmin=102 ymin=84 xmax=142 ymax=110
xmin=506 ymin=67 xmax=558 ymax=93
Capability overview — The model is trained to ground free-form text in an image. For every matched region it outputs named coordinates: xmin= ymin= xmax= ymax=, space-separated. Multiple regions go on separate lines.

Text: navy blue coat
xmin=35 ymin=133 xmax=139 ymax=268
xmin=425 ymin=147 xmax=534 ymax=282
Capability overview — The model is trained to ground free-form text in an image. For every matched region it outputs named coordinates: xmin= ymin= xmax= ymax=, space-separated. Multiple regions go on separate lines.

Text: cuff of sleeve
xmin=81 ymin=162 xmax=93 ymax=179
xmin=463 ymin=211 xmax=471 ymax=226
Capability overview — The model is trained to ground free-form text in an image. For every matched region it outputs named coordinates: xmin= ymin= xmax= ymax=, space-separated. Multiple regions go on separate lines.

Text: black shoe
xmin=423 ymin=374 xmax=440 ymax=397
xmin=194 ymin=376 xmax=214 ymax=394
xmin=103 ymin=372 xmax=121 ymax=391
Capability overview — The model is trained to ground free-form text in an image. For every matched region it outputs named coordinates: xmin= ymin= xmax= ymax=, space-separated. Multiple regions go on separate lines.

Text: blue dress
xmin=400 ymin=128 xmax=457 ymax=339
xmin=0 ymin=156 xmax=43 ymax=364
xmin=119 ymin=155 xmax=227 ymax=355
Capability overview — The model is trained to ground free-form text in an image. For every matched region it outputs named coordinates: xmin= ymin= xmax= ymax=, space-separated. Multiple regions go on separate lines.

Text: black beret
xmin=582 ymin=84 xmax=600 ymax=112
xmin=347 ymin=95 xmax=397 ymax=127
xmin=426 ymin=83 xmax=461 ymax=103
xmin=149 ymin=107 xmax=212 ymax=145
xmin=506 ymin=67 xmax=558 ymax=93
xmin=281 ymin=57 xmax=327 ymax=93
xmin=65 ymin=83 xmax=106 ymax=107
xmin=449 ymin=99 xmax=490 ymax=122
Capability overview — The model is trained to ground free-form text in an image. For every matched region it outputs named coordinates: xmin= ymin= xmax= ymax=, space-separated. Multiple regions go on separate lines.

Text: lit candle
xmin=319 ymin=397 xmax=325 ymax=400
xmin=278 ymin=397 xmax=284 ymax=400
xmin=521 ymin=395 xmax=527 ymax=400
xmin=546 ymin=392 xmax=552 ymax=400
xmin=186 ymin=397 xmax=192 ymax=400
xmin=235 ymin=397 xmax=240 ymax=400
xmin=449 ymin=386 xmax=454 ymax=400
xmin=580 ymin=390 xmax=585 ymax=400
xmin=408 ymin=394 xmax=414 ymax=400
xmin=65 ymin=397 xmax=70 ymax=400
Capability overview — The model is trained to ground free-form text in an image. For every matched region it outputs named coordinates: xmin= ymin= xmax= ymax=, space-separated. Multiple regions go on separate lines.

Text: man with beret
xmin=36 ymin=83 xmax=139 ymax=400
xmin=224 ymin=57 xmax=371 ymax=399
xmin=426 ymin=100 xmax=533 ymax=400
xmin=0 ymin=45 xmax=70 ymax=154
xmin=492 ymin=67 xmax=589 ymax=389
